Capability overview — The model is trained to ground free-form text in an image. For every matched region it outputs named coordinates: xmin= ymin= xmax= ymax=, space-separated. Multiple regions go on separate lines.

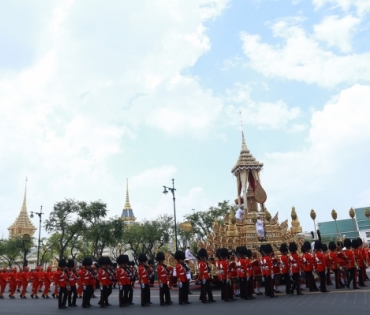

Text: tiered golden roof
xmin=8 ymin=183 xmax=37 ymax=237
xmin=231 ymin=131 xmax=263 ymax=175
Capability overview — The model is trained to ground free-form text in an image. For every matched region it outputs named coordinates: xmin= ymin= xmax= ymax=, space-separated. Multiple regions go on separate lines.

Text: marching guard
xmin=197 ymin=248 xmax=215 ymax=303
xmin=138 ymin=253 xmax=151 ymax=306
xmin=156 ymin=252 xmax=173 ymax=305
xmin=174 ymin=250 xmax=191 ymax=305
xmin=56 ymin=259 xmax=69 ymax=309
xmin=117 ymin=254 xmax=131 ymax=307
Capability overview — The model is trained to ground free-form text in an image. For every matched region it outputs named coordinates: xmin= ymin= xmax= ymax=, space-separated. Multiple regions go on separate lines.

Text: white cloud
xmin=313 ymin=0 xmax=370 ymax=16
xmin=240 ymin=18 xmax=370 ymax=88
xmin=263 ymin=84 xmax=370 ymax=222
xmin=313 ymin=15 xmax=361 ymax=53
xmin=224 ymin=84 xmax=303 ymax=131
xmin=0 ymin=1 xmax=231 ymax=233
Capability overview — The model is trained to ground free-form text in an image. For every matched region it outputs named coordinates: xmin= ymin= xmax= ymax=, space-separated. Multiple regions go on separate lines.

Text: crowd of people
xmin=0 ymin=237 xmax=368 ymax=310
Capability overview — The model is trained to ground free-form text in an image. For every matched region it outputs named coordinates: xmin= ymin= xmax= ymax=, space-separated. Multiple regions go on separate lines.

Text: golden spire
xmin=231 ymin=131 xmax=263 ymax=175
xmin=8 ymin=178 xmax=37 ymax=237
xmin=124 ymin=178 xmax=131 ymax=209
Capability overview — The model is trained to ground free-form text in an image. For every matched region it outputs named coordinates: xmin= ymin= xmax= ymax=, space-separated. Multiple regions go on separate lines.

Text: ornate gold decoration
xmin=226 ymin=208 xmax=238 ymax=237
xmin=331 ymin=209 xmax=337 ymax=220
xmin=291 ymin=207 xmax=297 ymax=220
xmin=8 ymin=181 xmax=37 ymax=237
xmin=251 ymin=212 xmax=257 ymax=224
xmin=179 ymin=221 xmax=192 ymax=232
xmin=349 ymin=207 xmax=355 ymax=218
xmin=310 ymin=209 xmax=316 ymax=220
xmin=365 ymin=208 xmax=370 ymax=219
xmin=290 ymin=207 xmax=302 ymax=234
xmin=265 ymin=208 xmax=272 ymax=223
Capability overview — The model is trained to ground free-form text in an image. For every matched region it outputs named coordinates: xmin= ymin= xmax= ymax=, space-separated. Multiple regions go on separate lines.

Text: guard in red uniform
xmin=197 ymin=248 xmax=215 ymax=303
xmin=38 ymin=266 xmax=44 ymax=294
xmin=314 ymin=240 xmax=329 ymax=293
xmin=156 ymin=252 xmax=173 ymax=305
xmin=252 ymin=252 xmax=262 ymax=296
xmin=30 ymin=266 xmax=39 ymax=299
xmin=289 ymin=242 xmax=303 ymax=295
xmin=97 ymin=257 xmax=109 ymax=308
xmin=279 ymin=243 xmax=290 ymax=294
xmin=174 ymin=250 xmax=191 ymax=305
xmin=42 ymin=266 xmax=53 ymax=298
xmin=0 ymin=267 xmax=8 ymax=298
xmin=236 ymin=246 xmax=248 ymax=300
xmin=321 ymin=244 xmax=332 ymax=286
xmin=138 ymin=253 xmax=151 ymax=306
xmin=116 ymin=254 xmax=131 ymax=307
xmin=302 ymin=241 xmax=318 ymax=291
xmin=328 ymin=241 xmax=341 ymax=289
xmin=81 ymin=257 xmax=95 ymax=308
xmin=8 ymin=267 xmax=18 ymax=299
xmin=261 ymin=244 xmax=277 ymax=298
xmin=353 ymin=239 xmax=365 ymax=287
xmin=357 ymin=238 xmax=367 ymax=286
xmin=77 ymin=265 xmax=84 ymax=298
xmin=343 ymin=238 xmax=357 ymax=289
xmin=20 ymin=266 xmax=30 ymax=299
xmin=55 ymin=259 xmax=69 ymax=309
xmin=67 ymin=260 xmax=78 ymax=307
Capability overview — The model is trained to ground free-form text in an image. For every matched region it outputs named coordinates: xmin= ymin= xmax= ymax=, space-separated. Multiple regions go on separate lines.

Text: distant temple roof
xmin=231 ymin=131 xmax=263 ymax=175
xmin=8 ymin=180 xmax=37 ymax=237
xmin=121 ymin=179 xmax=136 ymax=223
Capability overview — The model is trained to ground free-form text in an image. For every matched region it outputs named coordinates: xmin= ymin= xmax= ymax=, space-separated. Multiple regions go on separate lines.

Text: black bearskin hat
xmin=337 ymin=241 xmax=344 ymax=249
xmin=357 ymin=238 xmax=363 ymax=246
xmin=328 ymin=241 xmax=336 ymax=251
xmin=174 ymin=250 xmax=185 ymax=260
xmin=117 ymin=255 xmax=129 ymax=265
xmin=246 ymin=249 xmax=252 ymax=258
xmin=129 ymin=261 xmax=135 ymax=266
xmin=279 ymin=243 xmax=288 ymax=253
xmin=314 ymin=240 xmax=322 ymax=251
xmin=351 ymin=239 xmax=359 ymax=249
xmin=238 ymin=246 xmax=248 ymax=256
xmin=289 ymin=242 xmax=297 ymax=253
xmin=303 ymin=241 xmax=312 ymax=251
xmin=82 ymin=257 xmax=93 ymax=267
xmin=156 ymin=252 xmax=166 ymax=261
xmin=343 ymin=238 xmax=352 ymax=248
xmin=215 ymin=248 xmax=221 ymax=259
xmin=58 ymin=259 xmax=67 ymax=268
xmin=219 ymin=247 xmax=229 ymax=258
xmin=321 ymin=244 xmax=328 ymax=251
xmin=197 ymin=248 xmax=208 ymax=259
xmin=264 ymin=244 xmax=273 ymax=254
xmin=301 ymin=245 xmax=306 ymax=253
xmin=138 ymin=253 xmax=148 ymax=262
xmin=148 ymin=259 xmax=154 ymax=265
xmin=98 ymin=256 xmax=107 ymax=266
xmin=67 ymin=259 xmax=75 ymax=268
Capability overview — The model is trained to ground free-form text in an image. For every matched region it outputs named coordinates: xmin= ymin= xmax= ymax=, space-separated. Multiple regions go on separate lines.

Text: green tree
xmin=123 ymin=214 xmax=173 ymax=263
xmin=79 ymin=200 xmax=125 ymax=259
xmin=0 ymin=236 xmax=33 ymax=267
xmin=44 ymin=199 xmax=85 ymax=260
xmin=183 ymin=200 xmax=230 ymax=241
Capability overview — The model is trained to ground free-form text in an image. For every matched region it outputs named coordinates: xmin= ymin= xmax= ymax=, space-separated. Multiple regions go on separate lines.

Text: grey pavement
xmin=1 ymin=284 xmax=370 ymax=315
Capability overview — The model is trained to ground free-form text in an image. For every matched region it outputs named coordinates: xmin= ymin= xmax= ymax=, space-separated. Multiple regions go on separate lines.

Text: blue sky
xmin=1 ymin=0 xmax=370 ymax=237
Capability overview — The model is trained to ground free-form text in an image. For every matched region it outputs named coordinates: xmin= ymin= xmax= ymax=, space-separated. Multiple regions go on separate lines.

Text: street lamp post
xmin=21 ymin=234 xmax=31 ymax=268
xmin=30 ymin=205 xmax=44 ymax=267
xmin=163 ymin=179 xmax=178 ymax=251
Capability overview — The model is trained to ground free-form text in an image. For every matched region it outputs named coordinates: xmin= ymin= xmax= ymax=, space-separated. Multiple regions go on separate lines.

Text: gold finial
xmin=365 ymin=208 xmax=370 ymax=219
xmin=291 ymin=206 xmax=297 ymax=221
xmin=331 ymin=209 xmax=337 ymax=220
xmin=179 ymin=221 xmax=192 ymax=232
xmin=310 ymin=209 xmax=316 ymax=220
xmin=124 ymin=178 xmax=131 ymax=209
xmin=349 ymin=207 xmax=355 ymax=218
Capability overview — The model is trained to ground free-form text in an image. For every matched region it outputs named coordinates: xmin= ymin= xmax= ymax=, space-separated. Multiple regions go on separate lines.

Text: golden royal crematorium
xmin=198 ymin=131 xmax=304 ymax=253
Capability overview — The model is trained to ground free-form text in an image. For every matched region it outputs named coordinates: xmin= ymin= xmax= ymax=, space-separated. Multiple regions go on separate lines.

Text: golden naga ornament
xmin=291 ymin=207 xmax=297 ymax=220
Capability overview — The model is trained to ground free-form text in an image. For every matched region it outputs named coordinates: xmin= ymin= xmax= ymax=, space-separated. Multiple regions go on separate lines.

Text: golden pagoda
xmin=121 ymin=179 xmax=136 ymax=225
xmin=8 ymin=180 xmax=37 ymax=237
xmin=199 ymin=132 xmax=303 ymax=252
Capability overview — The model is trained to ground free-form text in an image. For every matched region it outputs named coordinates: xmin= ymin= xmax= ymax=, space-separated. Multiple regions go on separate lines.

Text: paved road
xmin=1 ymin=284 xmax=370 ymax=315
